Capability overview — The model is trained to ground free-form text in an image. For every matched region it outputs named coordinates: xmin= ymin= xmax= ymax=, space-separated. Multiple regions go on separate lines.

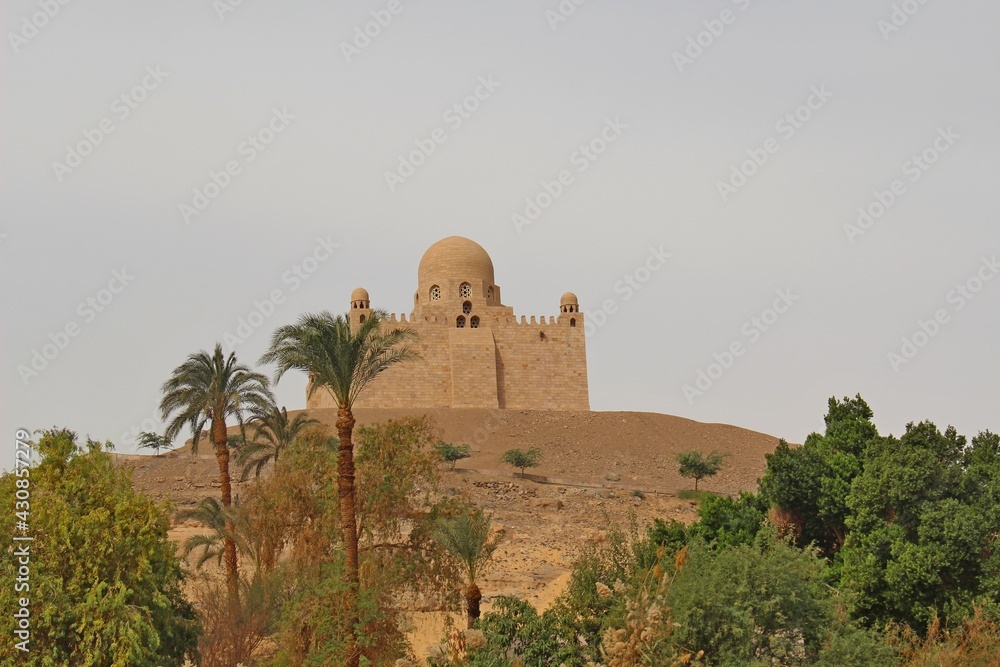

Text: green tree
xmin=0 ymin=428 xmax=199 ymax=666
xmin=760 ymin=395 xmax=877 ymax=555
xmin=159 ymin=343 xmax=273 ymax=597
xmin=434 ymin=440 xmax=472 ymax=470
xmin=433 ymin=508 xmax=505 ymax=628
xmin=260 ymin=311 xmax=416 ymax=667
xmin=268 ymin=418 xmax=459 ymax=666
xmin=235 ymin=404 xmax=317 ymax=481
xmin=136 ymin=431 xmax=174 ymax=456
xmin=688 ymin=491 xmax=767 ymax=550
xmin=676 ymin=450 xmax=725 ymax=491
xmin=840 ymin=421 xmax=997 ymax=630
xmin=501 ymin=448 xmax=542 ymax=476
xmin=664 ymin=535 xmax=894 ymax=667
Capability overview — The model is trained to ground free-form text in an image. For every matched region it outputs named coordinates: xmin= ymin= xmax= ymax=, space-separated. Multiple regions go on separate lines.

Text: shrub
xmin=501 ymin=448 xmax=542 ymax=476
xmin=434 ymin=441 xmax=472 ymax=470
xmin=676 ymin=450 xmax=725 ymax=491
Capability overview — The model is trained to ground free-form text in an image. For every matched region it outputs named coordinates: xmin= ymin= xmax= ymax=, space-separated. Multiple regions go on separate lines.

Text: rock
xmin=173 ymin=476 xmax=185 ymax=482
xmin=395 ymin=660 xmax=416 ymax=667
xmin=531 ymin=498 xmax=564 ymax=511
xmin=155 ymin=477 xmax=166 ymax=483
xmin=604 ymin=472 xmax=621 ymax=482
xmin=463 ymin=629 xmax=486 ymax=650
xmin=425 ymin=645 xmax=446 ymax=659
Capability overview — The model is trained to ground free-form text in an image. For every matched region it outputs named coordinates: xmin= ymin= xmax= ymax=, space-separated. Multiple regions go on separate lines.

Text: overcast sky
xmin=2 ymin=0 xmax=998 ymax=468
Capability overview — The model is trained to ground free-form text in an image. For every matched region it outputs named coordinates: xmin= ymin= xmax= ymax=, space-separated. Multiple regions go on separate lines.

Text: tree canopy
xmin=0 ymin=428 xmax=199 ymax=666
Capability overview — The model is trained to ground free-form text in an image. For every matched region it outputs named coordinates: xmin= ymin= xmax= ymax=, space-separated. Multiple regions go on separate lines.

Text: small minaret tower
xmin=559 ymin=291 xmax=582 ymax=328
xmin=349 ymin=287 xmax=372 ymax=332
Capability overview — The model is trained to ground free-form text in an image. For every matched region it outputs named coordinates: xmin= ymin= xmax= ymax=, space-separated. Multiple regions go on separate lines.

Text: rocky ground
xmin=115 ymin=408 xmax=784 ymax=661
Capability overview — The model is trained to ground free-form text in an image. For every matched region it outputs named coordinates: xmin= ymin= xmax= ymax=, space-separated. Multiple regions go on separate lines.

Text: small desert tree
xmin=502 ymin=448 xmax=542 ymax=476
xmin=136 ymin=431 xmax=174 ymax=456
xmin=676 ymin=450 xmax=725 ymax=491
xmin=434 ymin=440 xmax=472 ymax=470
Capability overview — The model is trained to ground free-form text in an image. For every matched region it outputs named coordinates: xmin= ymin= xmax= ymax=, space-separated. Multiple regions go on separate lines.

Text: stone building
xmin=307 ymin=236 xmax=589 ymax=410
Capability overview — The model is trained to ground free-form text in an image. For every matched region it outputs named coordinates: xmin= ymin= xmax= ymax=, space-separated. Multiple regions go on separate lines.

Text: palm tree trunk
xmin=336 ymin=406 xmax=361 ymax=667
xmin=213 ymin=417 xmax=239 ymax=600
xmin=465 ymin=582 xmax=482 ymax=629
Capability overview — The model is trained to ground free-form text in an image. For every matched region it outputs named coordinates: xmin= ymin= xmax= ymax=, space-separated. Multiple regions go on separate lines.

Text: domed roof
xmin=418 ymin=236 xmax=495 ymax=290
xmin=560 ymin=292 xmax=579 ymax=306
xmin=351 ymin=287 xmax=369 ymax=301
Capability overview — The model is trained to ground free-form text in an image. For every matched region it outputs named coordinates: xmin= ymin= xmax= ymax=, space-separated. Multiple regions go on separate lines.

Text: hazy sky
xmin=2 ymin=0 xmax=998 ymax=468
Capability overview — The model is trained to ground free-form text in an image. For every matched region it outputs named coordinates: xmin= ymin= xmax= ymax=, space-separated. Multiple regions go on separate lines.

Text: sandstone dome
xmin=560 ymin=292 xmax=579 ymax=306
xmin=417 ymin=236 xmax=496 ymax=294
xmin=351 ymin=287 xmax=370 ymax=301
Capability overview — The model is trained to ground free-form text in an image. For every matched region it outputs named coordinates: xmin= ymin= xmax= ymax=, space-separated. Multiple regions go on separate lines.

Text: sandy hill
xmin=119 ymin=408 xmax=783 ymax=659
xmin=144 ymin=407 xmax=780 ymax=498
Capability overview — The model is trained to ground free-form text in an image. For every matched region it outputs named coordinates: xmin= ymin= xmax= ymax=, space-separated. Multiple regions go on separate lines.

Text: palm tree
xmin=136 ymin=431 xmax=174 ymax=456
xmin=236 ymin=405 xmax=318 ymax=481
xmin=433 ymin=508 xmax=505 ymax=628
xmin=160 ymin=344 xmax=273 ymax=597
xmin=260 ymin=311 xmax=416 ymax=667
xmin=176 ymin=497 xmax=265 ymax=577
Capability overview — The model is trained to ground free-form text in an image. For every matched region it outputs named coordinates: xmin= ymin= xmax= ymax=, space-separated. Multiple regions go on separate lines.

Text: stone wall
xmin=306 ymin=312 xmax=589 ymax=411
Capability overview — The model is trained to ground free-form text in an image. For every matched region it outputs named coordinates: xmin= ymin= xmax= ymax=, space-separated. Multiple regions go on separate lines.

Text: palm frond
xmin=433 ymin=508 xmax=505 ymax=585
xmin=259 ymin=311 xmax=418 ymax=410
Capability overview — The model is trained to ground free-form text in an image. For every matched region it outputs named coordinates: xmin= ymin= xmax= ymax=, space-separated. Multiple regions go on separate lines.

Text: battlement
xmin=380 ymin=312 xmax=583 ymax=328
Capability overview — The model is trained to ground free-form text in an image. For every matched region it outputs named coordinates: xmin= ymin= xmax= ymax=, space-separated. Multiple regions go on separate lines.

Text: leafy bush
xmin=501 ymin=448 xmax=542 ymax=476
xmin=676 ymin=450 xmax=725 ymax=491
xmin=0 ymin=428 xmax=199 ymax=666
xmin=435 ymin=441 xmax=472 ymax=470
xmin=687 ymin=491 xmax=767 ymax=550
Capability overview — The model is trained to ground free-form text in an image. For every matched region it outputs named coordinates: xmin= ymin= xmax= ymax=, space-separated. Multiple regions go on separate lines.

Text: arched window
xmin=430 ymin=285 xmax=441 ymax=301
xmin=359 ymin=315 xmax=366 ymax=324
xmin=462 ymin=301 xmax=472 ymax=315
xmin=570 ymin=318 xmax=576 ymax=327
xmin=456 ymin=316 xmax=466 ymax=328
xmin=470 ymin=316 xmax=480 ymax=328
xmin=459 ymin=283 xmax=472 ymax=298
